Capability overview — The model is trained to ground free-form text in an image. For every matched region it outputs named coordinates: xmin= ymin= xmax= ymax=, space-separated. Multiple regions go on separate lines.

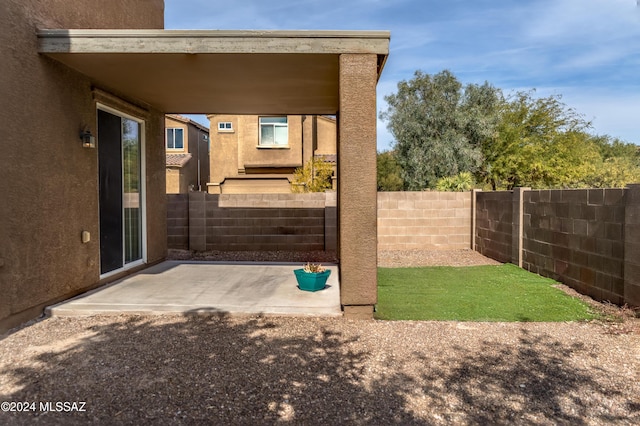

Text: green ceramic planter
xmin=294 ymin=269 xmax=331 ymax=292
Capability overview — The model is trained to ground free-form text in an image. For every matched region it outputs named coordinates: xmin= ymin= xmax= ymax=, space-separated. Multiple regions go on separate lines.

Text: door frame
xmin=97 ymin=103 xmax=147 ymax=279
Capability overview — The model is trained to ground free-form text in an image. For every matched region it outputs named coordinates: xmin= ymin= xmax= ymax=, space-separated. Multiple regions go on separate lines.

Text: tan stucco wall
xmin=208 ymin=114 xmax=336 ymax=193
xmin=145 ymin=110 xmax=168 ymax=266
xmin=209 ymin=115 xmax=303 ymax=173
xmin=8 ymin=0 xmax=164 ymax=30
xmin=243 ymin=116 xmax=302 ymax=170
xmin=165 ymin=116 xmax=209 ymax=193
xmin=315 ymin=116 xmax=337 ymax=155
xmin=166 ymin=168 xmax=187 ymax=194
xmin=208 ymin=114 xmax=240 ymax=185
xmin=0 ymin=0 xmax=165 ymax=332
xmin=219 ymin=178 xmax=293 ymax=194
xmin=338 ymin=54 xmax=378 ymax=317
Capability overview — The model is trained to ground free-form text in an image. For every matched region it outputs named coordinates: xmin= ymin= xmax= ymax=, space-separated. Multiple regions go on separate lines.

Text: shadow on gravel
xmin=0 ymin=314 xmax=416 ymax=425
xmin=411 ymin=327 xmax=636 ymax=425
xmin=0 ymin=318 xmax=637 ymax=425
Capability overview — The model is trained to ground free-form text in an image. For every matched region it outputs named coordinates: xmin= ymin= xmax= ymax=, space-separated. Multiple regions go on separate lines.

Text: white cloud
xmin=524 ymin=0 xmax=639 ymax=43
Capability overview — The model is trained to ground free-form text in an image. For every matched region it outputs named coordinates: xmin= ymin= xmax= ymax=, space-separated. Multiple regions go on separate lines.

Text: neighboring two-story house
xmin=206 ymin=114 xmax=337 ymax=194
xmin=165 ymin=114 xmax=210 ymax=193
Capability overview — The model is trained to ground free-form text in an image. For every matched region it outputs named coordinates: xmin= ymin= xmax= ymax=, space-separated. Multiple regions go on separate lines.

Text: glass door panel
xmin=122 ymin=118 xmax=142 ymax=264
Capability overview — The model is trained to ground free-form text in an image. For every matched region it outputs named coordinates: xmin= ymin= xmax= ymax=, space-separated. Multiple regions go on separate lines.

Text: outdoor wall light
xmin=80 ymin=130 xmax=95 ymax=148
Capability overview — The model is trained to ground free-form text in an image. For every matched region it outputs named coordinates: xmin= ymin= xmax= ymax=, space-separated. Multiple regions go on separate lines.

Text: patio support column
xmin=338 ymin=54 xmax=378 ymax=319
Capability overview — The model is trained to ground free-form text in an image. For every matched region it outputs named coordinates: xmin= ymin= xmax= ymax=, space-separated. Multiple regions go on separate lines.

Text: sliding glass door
xmin=98 ymin=108 xmax=144 ymax=275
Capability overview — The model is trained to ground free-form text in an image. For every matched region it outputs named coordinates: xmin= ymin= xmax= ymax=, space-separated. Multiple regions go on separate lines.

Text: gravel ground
xmin=167 ymin=248 xmax=501 ymax=267
xmin=1 ymin=250 xmax=638 ymax=425
xmin=167 ymin=249 xmax=339 ymax=264
xmin=378 ymin=249 xmax=502 ymax=267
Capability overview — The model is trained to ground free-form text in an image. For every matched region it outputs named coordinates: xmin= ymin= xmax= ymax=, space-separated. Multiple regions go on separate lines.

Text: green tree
xmin=591 ymin=135 xmax=640 ymax=162
xmin=584 ymin=135 xmax=640 ymax=187
xmin=380 ymin=70 xmax=500 ymax=190
xmin=383 ymin=69 xmax=640 ymax=190
xmin=376 ymin=150 xmax=405 ymax=191
xmin=435 ymin=171 xmax=475 ymax=191
xmin=482 ymin=91 xmax=598 ymax=189
xmin=586 ymin=156 xmax=640 ymax=188
xmin=291 ymin=158 xmax=334 ymax=193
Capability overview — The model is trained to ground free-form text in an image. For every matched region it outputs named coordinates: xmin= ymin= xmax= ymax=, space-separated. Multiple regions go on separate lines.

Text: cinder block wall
xmin=624 ymin=185 xmax=640 ymax=306
xmin=475 ymin=191 xmax=513 ymax=262
xmin=167 ymin=194 xmax=189 ymax=249
xmin=475 ymin=186 xmax=640 ymax=307
xmin=173 ymin=191 xmax=471 ymax=253
xmin=377 ymin=192 xmax=472 ymax=251
xmin=523 ymin=189 xmax=626 ymax=304
xmin=181 ymin=192 xmax=335 ymax=252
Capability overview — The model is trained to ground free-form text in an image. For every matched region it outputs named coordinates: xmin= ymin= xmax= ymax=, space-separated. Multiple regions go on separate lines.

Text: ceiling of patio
xmin=37 ymin=30 xmax=390 ymax=115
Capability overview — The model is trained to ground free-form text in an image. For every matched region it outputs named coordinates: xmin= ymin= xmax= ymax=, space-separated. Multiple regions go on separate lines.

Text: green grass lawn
xmin=375 ymin=264 xmax=597 ymax=322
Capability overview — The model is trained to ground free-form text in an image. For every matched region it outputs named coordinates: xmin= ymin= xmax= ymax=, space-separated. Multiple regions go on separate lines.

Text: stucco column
xmin=338 ymin=54 xmax=378 ymax=319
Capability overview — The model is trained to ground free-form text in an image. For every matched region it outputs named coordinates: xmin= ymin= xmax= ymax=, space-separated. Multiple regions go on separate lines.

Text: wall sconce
xmin=80 ymin=130 xmax=95 ymax=148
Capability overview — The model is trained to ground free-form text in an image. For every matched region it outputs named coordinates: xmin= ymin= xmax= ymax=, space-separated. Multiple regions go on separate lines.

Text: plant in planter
xmin=294 ymin=262 xmax=331 ymax=292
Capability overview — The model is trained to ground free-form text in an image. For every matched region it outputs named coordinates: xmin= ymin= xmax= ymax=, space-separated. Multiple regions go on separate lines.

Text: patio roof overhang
xmin=37 ymin=29 xmax=390 ymax=114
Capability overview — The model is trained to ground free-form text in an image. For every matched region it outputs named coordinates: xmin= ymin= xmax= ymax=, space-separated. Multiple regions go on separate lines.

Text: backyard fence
xmin=168 ymin=184 xmax=640 ymax=307
xmin=476 ymin=185 xmax=640 ymax=307
xmin=377 ymin=191 xmax=471 ymax=251
xmin=168 ymin=192 xmax=336 ymax=253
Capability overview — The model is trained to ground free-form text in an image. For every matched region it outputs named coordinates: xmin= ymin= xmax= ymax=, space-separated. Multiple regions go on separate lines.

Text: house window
xmin=259 ymin=117 xmax=288 ymax=146
xmin=218 ymin=122 xmax=233 ymax=132
xmin=166 ymin=128 xmax=184 ymax=150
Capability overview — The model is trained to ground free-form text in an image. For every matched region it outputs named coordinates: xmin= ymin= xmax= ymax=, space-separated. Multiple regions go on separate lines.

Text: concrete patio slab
xmin=46 ymin=261 xmax=341 ymax=317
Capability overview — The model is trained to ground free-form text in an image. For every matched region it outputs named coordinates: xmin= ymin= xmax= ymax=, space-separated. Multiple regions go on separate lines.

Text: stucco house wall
xmin=5 ymin=8 xmax=389 ymax=325
xmin=0 ymin=0 xmax=166 ymax=332
xmin=207 ymin=114 xmax=336 ymax=194
xmin=165 ymin=115 xmax=209 ymax=193
xmin=166 ymin=168 xmax=187 ymax=194
xmin=315 ymin=116 xmax=338 ymax=155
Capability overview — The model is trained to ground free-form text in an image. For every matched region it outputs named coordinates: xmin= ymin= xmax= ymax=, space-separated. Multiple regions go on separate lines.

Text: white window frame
xmin=259 ymin=116 xmax=288 ymax=147
xmin=166 ymin=127 xmax=184 ymax=150
xmin=218 ymin=122 xmax=233 ymax=132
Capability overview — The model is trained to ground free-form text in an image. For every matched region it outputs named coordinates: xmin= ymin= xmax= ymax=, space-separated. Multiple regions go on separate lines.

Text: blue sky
xmin=165 ymin=0 xmax=640 ymax=151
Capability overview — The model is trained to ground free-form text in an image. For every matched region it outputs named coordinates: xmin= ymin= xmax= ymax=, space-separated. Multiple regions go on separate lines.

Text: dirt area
xmin=1 ymin=249 xmax=638 ymax=424
xmin=1 ymin=315 xmax=638 ymax=425
xmin=168 ymin=249 xmax=339 ymax=264
xmin=167 ymin=248 xmax=500 ymax=267
xmin=377 ymin=249 xmax=502 ymax=267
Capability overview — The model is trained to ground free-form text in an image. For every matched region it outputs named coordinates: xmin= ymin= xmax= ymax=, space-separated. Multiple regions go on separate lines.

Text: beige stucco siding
xmin=166 ymin=169 xmax=185 ymax=194
xmin=242 ymin=116 xmax=303 ymax=169
xmin=315 ymin=116 xmax=337 ymax=155
xmin=164 ymin=115 xmax=209 ymax=193
xmin=0 ymin=0 xmax=165 ymax=332
xmin=338 ymin=54 xmax=379 ymax=313
xmin=208 ymin=114 xmax=335 ymax=194
xmin=145 ymin=111 xmax=168 ymax=266
xmin=209 ymin=115 xmax=241 ymax=184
